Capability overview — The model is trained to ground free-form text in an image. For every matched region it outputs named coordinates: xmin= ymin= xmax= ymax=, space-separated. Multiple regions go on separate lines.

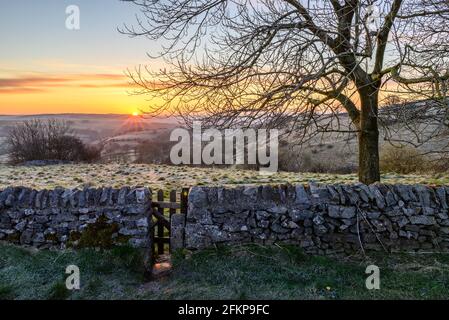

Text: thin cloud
xmin=0 ymin=77 xmax=69 ymax=87
xmin=0 ymin=87 xmax=46 ymax=94
xmin=78 ymin=81 xmax=141 ymax=88
xmin=81 ymin=74 xmax=125 ymax=80
xmin=0 ymin=73 xmax=131 ymax=94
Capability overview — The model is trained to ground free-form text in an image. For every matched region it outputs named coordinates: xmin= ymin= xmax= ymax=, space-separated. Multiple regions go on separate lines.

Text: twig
xmin=356 ymin=204 xmax=388 ymax=253
xmin=356 ymin=209 xmax=366 ymax=257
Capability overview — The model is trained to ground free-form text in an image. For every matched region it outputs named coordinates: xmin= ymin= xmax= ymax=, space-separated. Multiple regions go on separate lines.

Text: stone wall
xmin=0 ymin=187 xmax=152 ymax=249
xmin=4 ymin=183 xmax=449 ymax=255
xmin=178 ymin=183 xmax=449 ymax=254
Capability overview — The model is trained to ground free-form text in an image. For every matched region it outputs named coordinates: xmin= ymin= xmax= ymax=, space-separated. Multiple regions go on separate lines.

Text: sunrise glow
xmin=0 ymin=1 xmax=160 ymax=115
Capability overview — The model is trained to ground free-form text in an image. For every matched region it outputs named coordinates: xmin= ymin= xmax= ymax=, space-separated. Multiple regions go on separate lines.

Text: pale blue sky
xmin=0 ymin=0 xmax=160 ymax=73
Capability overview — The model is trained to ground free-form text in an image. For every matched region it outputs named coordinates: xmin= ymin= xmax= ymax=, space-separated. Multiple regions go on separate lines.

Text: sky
xmin=0 ymin=0 xmax=163 ymax=115
xmin=0 ymin=1 xmax=405 ymax=116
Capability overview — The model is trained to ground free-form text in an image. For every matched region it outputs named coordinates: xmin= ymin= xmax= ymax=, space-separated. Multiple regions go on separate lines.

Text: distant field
xmin=0 ymin=164 xmax=448 ymax=192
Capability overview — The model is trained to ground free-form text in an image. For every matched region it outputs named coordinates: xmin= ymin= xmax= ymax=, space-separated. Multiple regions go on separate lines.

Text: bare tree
xmin=7 ymin=119 xmax=101 ymax=164
xmin=121 ymin=0 xmax=449 ymax=184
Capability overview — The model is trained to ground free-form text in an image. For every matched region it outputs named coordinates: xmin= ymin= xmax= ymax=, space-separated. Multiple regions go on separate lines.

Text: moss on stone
xmin=66 ymin=231 xmax=81 ymax=248
xmin=116 ymin=234 xmax=132 ymax=244
xmin=75 ymin=215 xmax=121 ymax=249
xmin=6 ymin=232 xmax=20 ymax=243
xmin=69 ymin=231 xmax=81 ymax=241
xmin=44 ymin=233 xmax=58 ymax=243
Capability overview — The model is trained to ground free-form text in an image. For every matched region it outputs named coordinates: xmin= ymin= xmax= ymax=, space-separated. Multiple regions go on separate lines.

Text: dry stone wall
xmin=4 ymin=183 xmax=449 ymax=255
xmin=0 ymin=187 xmax=152 ymax=249
xmin=179 ymin=183 xmax=449 ymax=254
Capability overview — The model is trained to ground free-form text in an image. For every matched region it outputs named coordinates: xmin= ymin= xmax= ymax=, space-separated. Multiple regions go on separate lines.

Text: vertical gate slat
xmin=169 ymin=190 xmax=177 ymax=235
xmin=180 ymin=188 xmax=189 ymax=249
xmin=168 ymin=190 xmax=177 ymax=254
xmin=157 ymin=189 xmax=165 ymax=255
xmin=181 ymin=188 xmax=189 ymax=215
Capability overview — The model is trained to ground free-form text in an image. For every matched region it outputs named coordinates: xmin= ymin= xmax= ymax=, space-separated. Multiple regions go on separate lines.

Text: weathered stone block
xmin=410 ymin=215 xmax=436 ymax=226
xmin=328 ymin=205 xmax=356 ymax=219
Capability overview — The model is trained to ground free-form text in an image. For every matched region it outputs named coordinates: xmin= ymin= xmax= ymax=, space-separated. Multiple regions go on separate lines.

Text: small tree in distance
xmin=122 ymin=0 xmax=449 ymax=184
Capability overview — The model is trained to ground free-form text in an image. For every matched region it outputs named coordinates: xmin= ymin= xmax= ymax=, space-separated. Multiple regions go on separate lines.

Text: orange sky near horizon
xmin=0 ymin=69 xmax=404 ymax=116
xmin=0 ymin=70 xmax=155 ymax=115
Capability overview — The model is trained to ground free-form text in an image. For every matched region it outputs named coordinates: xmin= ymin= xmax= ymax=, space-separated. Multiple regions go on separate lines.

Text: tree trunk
xmin=358 ymin=89 xmax=380 ymax=184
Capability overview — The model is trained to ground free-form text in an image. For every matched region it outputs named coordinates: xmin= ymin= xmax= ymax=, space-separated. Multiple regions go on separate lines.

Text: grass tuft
xmin=47 ymin=282 xmax=71 ymax=300
xmin=0 ymin=284 xmax=15 ymax=300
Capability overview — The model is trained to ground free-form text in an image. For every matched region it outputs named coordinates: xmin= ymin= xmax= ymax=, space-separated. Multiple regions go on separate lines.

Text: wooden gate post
xmin=144 ymin=196 xmax=154 ymax=280
xmin=157 ymin=190 xmax=165 ymax=255
xmin=181 ymin=188 xmax=189 ymax=214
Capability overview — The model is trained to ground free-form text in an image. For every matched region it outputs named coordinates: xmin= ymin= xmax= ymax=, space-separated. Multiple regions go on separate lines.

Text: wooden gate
xmin=151 ymin=188 xmax=189 ymax=256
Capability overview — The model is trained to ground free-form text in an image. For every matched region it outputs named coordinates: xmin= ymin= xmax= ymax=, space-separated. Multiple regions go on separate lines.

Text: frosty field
xmin=0 ymin=163 xmax=448 ymax=192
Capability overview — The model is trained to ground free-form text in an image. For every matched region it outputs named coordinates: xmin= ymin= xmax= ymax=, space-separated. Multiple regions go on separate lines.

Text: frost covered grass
xmin=0 ymin=164 xmax=448 ymax=192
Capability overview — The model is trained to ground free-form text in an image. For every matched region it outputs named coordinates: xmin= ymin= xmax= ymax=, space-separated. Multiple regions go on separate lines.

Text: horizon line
xmin=0 ymin=112 xmax=173 ymax=118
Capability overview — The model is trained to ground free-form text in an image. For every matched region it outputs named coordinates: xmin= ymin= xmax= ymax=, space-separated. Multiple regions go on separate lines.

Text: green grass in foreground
xmin=1 ymin=243 xmax=449 ymax=300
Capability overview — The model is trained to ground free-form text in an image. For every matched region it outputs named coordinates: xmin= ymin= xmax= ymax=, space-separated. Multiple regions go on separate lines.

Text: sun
xmin=131 ymin=111 xmax=140 ymax=116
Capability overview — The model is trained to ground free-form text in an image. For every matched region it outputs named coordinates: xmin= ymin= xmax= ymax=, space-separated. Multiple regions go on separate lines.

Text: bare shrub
xmin=7 ymin=119 xmax=98 ymax=164
xmin=380 ymin=145 xmax=428 ymax=174
xmin=79 ymin=144 xmax=103 ymax=163
xmin=298 ymin=152 xmax=357 ymax=174
xmin=279 ymin=145 xmax=356 ymax=174
xmin=278 ymin=145 xmax=301 ymax=172
xmin=136 ymin=139 xmax=174 ymax=164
